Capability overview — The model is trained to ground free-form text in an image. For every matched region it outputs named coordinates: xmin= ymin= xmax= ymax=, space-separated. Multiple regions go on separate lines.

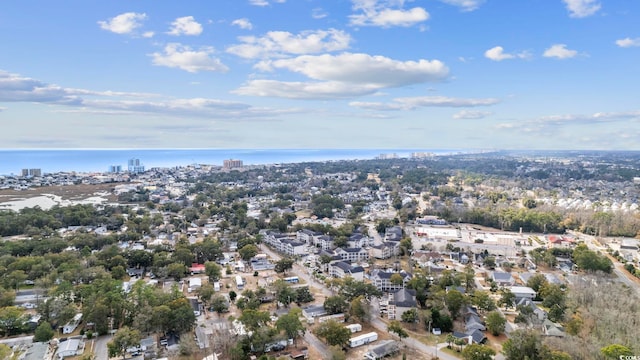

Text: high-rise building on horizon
xmin=108 ymin=165 xmax=122 ymax=173
xmin=21 ymin=168 xmax=42 ymax=177
xmin=128 ymin=158 xmax=145 ymax=173
xmin=223 ymin=159 xmax=243 ymax=169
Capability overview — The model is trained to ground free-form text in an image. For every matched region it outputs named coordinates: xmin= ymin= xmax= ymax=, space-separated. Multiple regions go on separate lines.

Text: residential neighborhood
xmin=1 ymin=152 xmax=640 ymax=360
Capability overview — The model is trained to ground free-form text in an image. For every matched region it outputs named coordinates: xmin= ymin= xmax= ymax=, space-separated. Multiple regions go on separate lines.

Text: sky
xmin=1 ymin=0 xmax=640 ymax=150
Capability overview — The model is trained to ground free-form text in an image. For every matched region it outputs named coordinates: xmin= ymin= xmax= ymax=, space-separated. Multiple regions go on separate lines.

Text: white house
xmin=510 ymin=286 xmax=536 ymax=301
xmin=57 ymin=339 xmax=84 ymax=359
xmin=62 ymin=313 xmax=82 ymax=334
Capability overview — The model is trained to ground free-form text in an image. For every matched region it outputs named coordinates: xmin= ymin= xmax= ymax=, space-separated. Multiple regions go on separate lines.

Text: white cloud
xmin=150 ymin=43 xmax=229 ymax=73
xmin=257 ymin=53 xmax=448 ymax=86
xmin=543 ymin=44 xmax=578 ymax=59
xmin=484 ymin=46 xmax=530 ymax=61
xmin=453 ymin=110 xmax=493 ymax=119
xmin=350 ymin=96 xmax=499 ymax=110
xmin=562 ymin=0 xmax=601 ymax=18
xmin=350 ymin=0 xmax=429 ymax=28
xmin=437 ymin=0 xmax=484 ymax=12
xmin=0 ymin=70 xmax=78 ymax=104
xmin=98 ymin=12 xmax=147 ymax=35
xmin=616 ymin=37 xmax=640 ymax=48
xmin=233 ymin=80 xmax=380 ymax=99
xmin=227 ymin=29 xmax=351 ymax=59
xmin=249 ymin=0 xmax=285 ymax=6
xmin=167 ymin=16 xmax=203 ymax=36
xmin=0 ymin=106 xmax=6 ymax=112
xmin=234 ymin=53 xmax=448 ymax=99
xmin=312 ymin=8 xmax=328 ymax=19
xmin=232 ymin=18 xmax=253 ymax=30
xmin=142 ymin=31 xmax=155 ymax=38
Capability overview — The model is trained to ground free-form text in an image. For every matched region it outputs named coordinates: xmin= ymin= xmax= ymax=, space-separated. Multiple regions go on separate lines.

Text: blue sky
xmin=1 ymin=0 xmax=639 ymax=150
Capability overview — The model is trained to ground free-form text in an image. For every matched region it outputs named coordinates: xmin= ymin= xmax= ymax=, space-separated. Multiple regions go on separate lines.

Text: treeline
xmin=0 ymin=204 xmax=122 ymax=237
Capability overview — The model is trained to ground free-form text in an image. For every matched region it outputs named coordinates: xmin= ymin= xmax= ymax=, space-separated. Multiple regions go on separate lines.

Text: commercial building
xmin=223 ymin=159 xmax=243 ymax=169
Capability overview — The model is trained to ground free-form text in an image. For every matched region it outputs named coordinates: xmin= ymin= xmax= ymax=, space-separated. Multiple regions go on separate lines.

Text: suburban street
xmin=92 ymin=334 xmax=112 ymax=360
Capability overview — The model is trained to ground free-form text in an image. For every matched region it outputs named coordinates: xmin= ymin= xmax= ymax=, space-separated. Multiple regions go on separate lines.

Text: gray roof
xmin=390 ymin=288 xmax=417 ymax=308
xmin=369 ymin=340 xmax=398 ymax=357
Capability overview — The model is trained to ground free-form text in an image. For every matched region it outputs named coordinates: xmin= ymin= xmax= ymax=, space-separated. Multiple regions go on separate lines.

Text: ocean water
xmin=0 ymin=149 xmax=466 ymax=175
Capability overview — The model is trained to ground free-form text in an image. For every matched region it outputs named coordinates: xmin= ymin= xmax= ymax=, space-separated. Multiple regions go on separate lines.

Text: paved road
xmin=575 ymin=231 xmax=640 ymax=294
xmin=303 ymin=331 xmax=332 ymax=360
xmin=93 ymin=334 xmax=113 ymax=360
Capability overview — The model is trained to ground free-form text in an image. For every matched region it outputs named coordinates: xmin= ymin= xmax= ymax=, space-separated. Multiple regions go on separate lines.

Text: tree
xmin=275 ymin=258 xmax=295 ymax=274
xmin=324 ymin=295 xmax=348 ymax=315
xmin=399 ymin=238 xmax=413 ymax=256
xmin=276 ymin=308 xmax=306 ymax=346
xmin=238 ymin=244 xmax=258 ymax=261
xmin=204 ymin=261 xmax=222 ymax=282
xmin=239 ymin=309 xmax=270 ymax=332
xmin=197 ymin=283 xmax=215 ymax=306
xmin=387 ymin=320 xmax=408 ymax=341
xmin=500 ymin=288 xmax=515 ymax=309
xmin=540 ymin=283 xmax=566 ymax=322
xmin=316 ymin=320 xmax=351 ymax=347
xmin=401 ymin=308 xmax=419 ymax=323
xmin=0 ymin=306 xmax=26 ymax=336
xmin=600 ymin=344 xmax=633 ymax=359
xmin=108 ymin=326 xmax=141 ymax=360
xmin=390 ymin=273 xmax=404 ymax=286
xmin=445 ymin=290 xmax=465 ymax=318
xmin=502 ymin=329 xmax=546 ymax=360
xmin=210 ymin=295 xmax=229 ymax=313
xmin=526 ymin=273 xmax=548 ymax=296
xmin=462 ymin=344 xmax=496 ymax=360
xmin=166 ymin=262 xmax=187 ymax=280
xmin=485 ymin=311 xmax=506 ymax=336
xmin=472 ymin=290 xmax=496 ymax=312
xmin=34 ymin=321 xmax=54 ymax=342
xmin=349 ymin=296 xmax=367 ymax=322
xmin=295 ymin=286 xmax=314 ymax=304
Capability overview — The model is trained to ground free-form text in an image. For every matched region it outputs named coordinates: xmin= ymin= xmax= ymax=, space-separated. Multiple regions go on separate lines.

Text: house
xmin=329 ymin=261 xmax=365 ymax=281
xmin=22 ymin=342 xmax=49 ymax=360
xmin=542 ymin=319 xmax=565 ymax=337
xmin=62 ymin=313 xmax=82 ymax=334
xmin=189 ymin=298 xmax=201 ymax=316
xmin=189 ymin=263 xmax=206 ymax=275
xmin=57 ymin=339 xmax=84 ymax=359
xmin=387 ymin=289 xmax=417 ymax=320
xmin=492 ymin=271 xmax=515 ymax=287
xmin=195 ymin=325 xmax=215 ymax=349
xmin=302 ymin=305 xmax=327 ymax=321
xmin=250 ymin=254 xmax=275 ymax=271
xmin=369 ymin=269 xmax=411 ymax=292
xmin=516 ymin=298 xmax=547 ymax=322
xmin=335 ymin=247 xmax=369 ymax=262
xmin=452 ymin=330 xmax=486 ymax=345
xmin=510 ymin=286 xmax=537 ymax=301
xmin=450 ymin=252 xmax=470 ymax=264
xmin=188 ymin=277 xmax=202 ymax=292
xmin=364 ymin=340 xmax=399 ymax=360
